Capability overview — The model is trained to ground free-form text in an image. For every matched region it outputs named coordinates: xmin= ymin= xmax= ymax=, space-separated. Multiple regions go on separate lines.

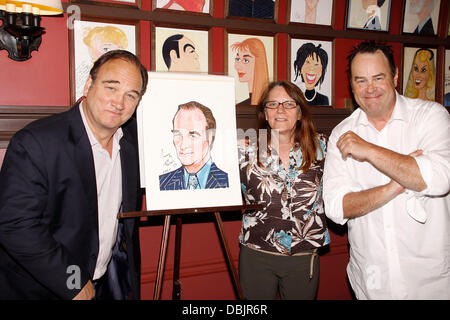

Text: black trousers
xmin=239 ymin=245 xmax=319 ymax=300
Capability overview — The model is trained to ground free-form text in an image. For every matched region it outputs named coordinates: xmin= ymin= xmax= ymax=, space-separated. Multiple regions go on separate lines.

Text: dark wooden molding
xmin=0 ymin=106 xmax=69 ymax=148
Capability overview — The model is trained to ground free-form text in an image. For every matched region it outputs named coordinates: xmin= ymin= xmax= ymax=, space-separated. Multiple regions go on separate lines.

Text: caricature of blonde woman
xmin=231 ymin=38 xmax=269 ymax=105
xmin=404 ymin=48 xmax=435 ymax=101
xmin=83 ymin=26 xmax=128 ymax=63
xmin=75 ymin=25 xmax=129 ymax=100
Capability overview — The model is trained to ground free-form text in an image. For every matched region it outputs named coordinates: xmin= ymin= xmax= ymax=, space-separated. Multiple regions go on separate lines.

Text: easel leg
xmin=153 ymin=214 xmax=171 ymax=300
xmin=172 ymin=217 xmax=182 ymax=300
xmin=213 ymin=211 xmax=245 ymax=300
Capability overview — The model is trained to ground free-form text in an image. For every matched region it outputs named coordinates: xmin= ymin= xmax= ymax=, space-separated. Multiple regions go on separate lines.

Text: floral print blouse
xmin=239 ymin=133 xmax=330 ymax=255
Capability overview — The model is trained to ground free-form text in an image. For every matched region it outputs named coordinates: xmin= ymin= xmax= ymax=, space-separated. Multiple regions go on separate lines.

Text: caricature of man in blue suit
xmin=159 ymin=101 xmax=229 ymax=190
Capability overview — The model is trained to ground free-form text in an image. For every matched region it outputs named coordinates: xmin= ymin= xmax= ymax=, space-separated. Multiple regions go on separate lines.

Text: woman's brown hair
xmin=257 ymin=80 xmax=321 ymax=172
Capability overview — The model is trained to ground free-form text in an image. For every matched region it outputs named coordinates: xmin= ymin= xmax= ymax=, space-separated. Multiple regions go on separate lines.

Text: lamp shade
xmin=0 ymin=0 xmax=63 ymax=15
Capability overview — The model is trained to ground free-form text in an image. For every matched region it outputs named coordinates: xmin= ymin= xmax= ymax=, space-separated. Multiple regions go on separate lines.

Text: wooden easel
xmin=118 ymin=203 xmax=263 ymax=300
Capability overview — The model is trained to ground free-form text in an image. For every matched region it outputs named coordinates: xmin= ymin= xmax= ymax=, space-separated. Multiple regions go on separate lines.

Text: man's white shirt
xmin=323 ymin=92 xmax=450 ymax=299
xmin=80 ymin=104 xmax=123 ymax=280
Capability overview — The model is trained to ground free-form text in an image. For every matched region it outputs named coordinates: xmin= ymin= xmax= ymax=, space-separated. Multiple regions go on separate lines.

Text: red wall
xmin=0 ymin=13 xmax=70 ymax=106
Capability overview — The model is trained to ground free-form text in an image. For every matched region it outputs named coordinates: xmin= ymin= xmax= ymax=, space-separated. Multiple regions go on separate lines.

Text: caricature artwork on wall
xmin=228 ymin=33 xmax=274 ymax=105
xmin=159 ymin=101 xmax=229 ymax=191
xmin=155 ymin=27 xmax=208 ymax=73
xmin=403 ymin=47 xmax=436 ymax=101
xmin=289 ymin=0 xmax=333 ymax=26
xmin=445 ymin=50 xmax=450 ymax=107
xmin=73 ymin=20 xmax=136 ymax=101
xmin=346 ymin=0 xmax=391 ymax=31
xmin=291 ymin=39 xmax=332 ymax=106
xmin=227 ymin=0 xmax=275 ymax=20
xmin=402 ymin=0 xmax=441 ymax=35
xmin=155 ymin=0 xmax=210 ymax=13
xmin=137 ymin=72 xmax=242 ymax=210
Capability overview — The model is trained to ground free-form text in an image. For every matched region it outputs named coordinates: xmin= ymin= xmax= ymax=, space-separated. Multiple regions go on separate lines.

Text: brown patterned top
xmin=239 ymin=133 xmax=330 ymax=255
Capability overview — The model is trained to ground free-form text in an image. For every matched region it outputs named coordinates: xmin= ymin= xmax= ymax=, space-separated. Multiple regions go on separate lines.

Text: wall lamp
xmin=0 ymin=0 xmax=62 ymax=61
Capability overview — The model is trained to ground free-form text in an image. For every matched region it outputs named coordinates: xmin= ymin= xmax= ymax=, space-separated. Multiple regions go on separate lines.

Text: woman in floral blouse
xmin=238 ymin=80 xmax=330 ymax=299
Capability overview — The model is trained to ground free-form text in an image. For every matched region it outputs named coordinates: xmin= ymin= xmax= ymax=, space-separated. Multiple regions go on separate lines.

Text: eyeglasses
xmin=264 ymin=100 xmax=298 ymax=109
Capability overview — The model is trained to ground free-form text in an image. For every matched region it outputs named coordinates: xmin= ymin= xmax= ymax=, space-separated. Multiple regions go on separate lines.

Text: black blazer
xmin=0 ymin=104 xmax=142 ymax=299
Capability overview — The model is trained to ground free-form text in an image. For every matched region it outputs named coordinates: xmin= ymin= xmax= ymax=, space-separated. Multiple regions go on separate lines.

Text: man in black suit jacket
xmin=0 ymin=50 xmax=148 ymax=299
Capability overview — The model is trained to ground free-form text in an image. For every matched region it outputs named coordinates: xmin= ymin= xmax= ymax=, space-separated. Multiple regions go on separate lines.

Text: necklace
xmin=304 ymin=89 xmax=317 ymax=102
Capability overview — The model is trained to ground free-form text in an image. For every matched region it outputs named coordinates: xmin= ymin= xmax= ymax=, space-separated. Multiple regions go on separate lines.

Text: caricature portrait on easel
xmin=402 ymin=0 xmax=441 ymax=35
xmin=155 ymin=27 xmax=208 ymax=73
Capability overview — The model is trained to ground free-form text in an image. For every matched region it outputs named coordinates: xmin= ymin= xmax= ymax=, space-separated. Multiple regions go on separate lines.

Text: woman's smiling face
xmin=300 ymin=52 xmax=323 ymax=90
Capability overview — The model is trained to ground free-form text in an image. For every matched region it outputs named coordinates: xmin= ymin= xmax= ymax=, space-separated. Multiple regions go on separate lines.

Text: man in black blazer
xmin=0 ymin=50 xmax=148 ymax=299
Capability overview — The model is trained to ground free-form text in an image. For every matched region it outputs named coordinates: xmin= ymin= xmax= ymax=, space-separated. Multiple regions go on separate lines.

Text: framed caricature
xmin=71 ymin=0 xmax=141 ymax=8
xmin=444 ymin=49 xmax=450 ymax=107
xmin=225 ymin=0 xmax=277 ymax=21
xmin=226 ymin=32 xmax=274 ymax=106
xmin=70 ymin=18 xmax=138 ymax=104
xmin=402 ymin=0 xmax=441 ymax=35
xmin=346 ymin=0 xmax=391 ymax=31
xmin=153 ymin=0 xmax=212 ymax=14
xmin=137 ymin=72 xmax=242 ymax=210
xmin=153 ymin=26 xmax=209 ymax=73
xmin=288 ymin=0 xmax=333 ymax=26
xmin=290 ymin=38 xmax=333 ymax=106
xmin=402 ymin=46 xmax=437 ymax=102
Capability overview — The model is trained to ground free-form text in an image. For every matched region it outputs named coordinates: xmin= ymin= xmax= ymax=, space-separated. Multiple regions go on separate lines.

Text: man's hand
xmin=72 ymin=280 xmax=95 ymax=300
xmin=336 ymin=131 xmax=374 ymax=161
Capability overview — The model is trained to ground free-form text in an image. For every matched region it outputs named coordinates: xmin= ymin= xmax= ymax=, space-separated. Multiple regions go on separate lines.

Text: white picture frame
xmin=72 ymin=19 xmax=137 ymax=103
xmin=227 ymin=32 xmax=275 ymax=105
xmin=137 ymin=72 xmax=242 ymax=211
